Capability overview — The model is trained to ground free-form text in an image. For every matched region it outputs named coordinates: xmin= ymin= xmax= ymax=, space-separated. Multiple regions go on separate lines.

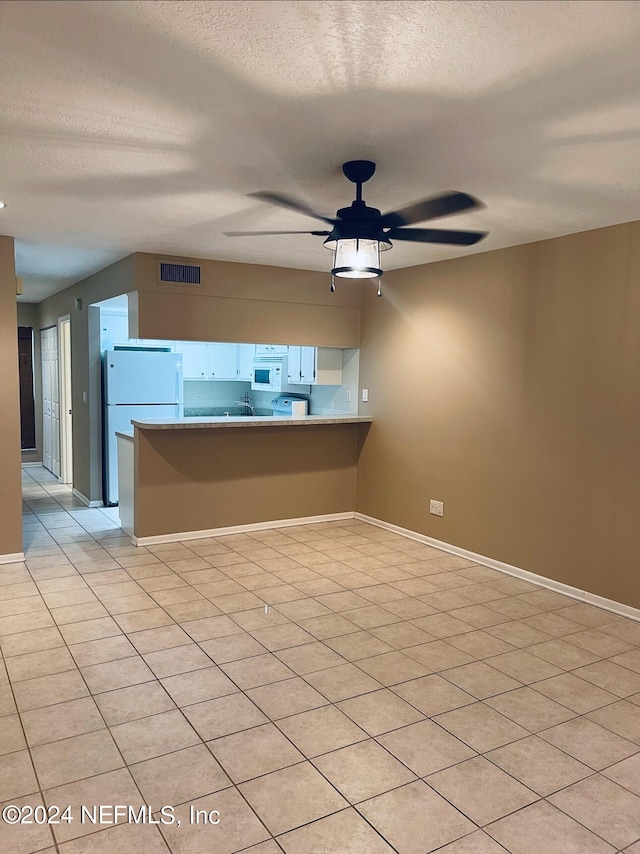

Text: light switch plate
xmin=361 ymin=388 xmax=369 ymax=402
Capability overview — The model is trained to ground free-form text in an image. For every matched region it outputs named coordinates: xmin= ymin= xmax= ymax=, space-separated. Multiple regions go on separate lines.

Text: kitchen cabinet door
xmin=237 ymin=344 xmax=254 ymax=380
xmin=178 ymin=342 xmax=208 ymax=379
xmin=255 ymin=344 xmax=288 ymax=356
xmin=300 ymin=347 xmax=316 ymax=384
xmin=208 ymin=343 xmax=238 ymax=379
xmin=287 ymin=346 xmax=302 ymax=382
xmin=288 ymin=346 xmax=317 ymax=384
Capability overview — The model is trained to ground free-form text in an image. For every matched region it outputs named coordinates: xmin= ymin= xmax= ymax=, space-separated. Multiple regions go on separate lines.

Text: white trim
xmin=21 ymin=462 xmax=43 ymax=467
xmin=72 ymin=488 xmax=103 ymax=508
xmin=132 ymin=512 xmax=355 ymax=546
xmin=58 ymin=314 xmax=73 ymax=486
xmin=0 ymin=552 xmax=25 ymax=565
xmin=355 ymin=513 xmax=640 ymax=623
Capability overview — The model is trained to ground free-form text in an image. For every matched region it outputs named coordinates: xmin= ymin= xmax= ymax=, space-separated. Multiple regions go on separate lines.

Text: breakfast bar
xmin=117 ymin=415 xmax=372 ymax=543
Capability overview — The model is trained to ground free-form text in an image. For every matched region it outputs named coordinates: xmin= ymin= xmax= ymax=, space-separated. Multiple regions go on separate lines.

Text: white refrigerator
xmin=103 ymin=349 xmax=183 ymax=505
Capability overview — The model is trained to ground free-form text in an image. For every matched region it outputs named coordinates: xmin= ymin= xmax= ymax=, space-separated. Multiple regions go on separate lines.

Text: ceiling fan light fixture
xmin=227 ymin=161 xmax=486 ymax=296
xmin=328 ymin=237 xmax=384 ymax=279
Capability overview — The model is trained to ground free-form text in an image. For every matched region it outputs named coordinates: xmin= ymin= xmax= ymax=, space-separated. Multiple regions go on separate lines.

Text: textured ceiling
xmin=2 ymin=0 xmax=640 ymax=302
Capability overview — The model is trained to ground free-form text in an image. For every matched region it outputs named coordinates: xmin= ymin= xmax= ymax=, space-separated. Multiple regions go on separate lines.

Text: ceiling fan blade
xmin=224 ymin=230 xmax=330 ymax=237
xmin=381 ymin=191 xmax=482 ymax=228
xmin=386 ymin=228 xmax=487 ymax=246
xmin=249 ymin=191 xmax=336 ymax=225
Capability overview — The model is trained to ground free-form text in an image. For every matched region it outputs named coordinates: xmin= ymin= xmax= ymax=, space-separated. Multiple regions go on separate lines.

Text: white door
xmin=59 ymin=317 xmax=73 ymax=484
xmin=41 ymin=326 xmax=60 ymax=477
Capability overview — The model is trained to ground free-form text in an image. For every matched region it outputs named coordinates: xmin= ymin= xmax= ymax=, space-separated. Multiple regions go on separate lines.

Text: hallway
xmin=1 ymin=467 xmax=640 ymax=853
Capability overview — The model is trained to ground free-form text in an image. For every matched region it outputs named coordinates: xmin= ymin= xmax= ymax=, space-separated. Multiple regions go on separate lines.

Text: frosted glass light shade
xmin=331 ymin=238 xmax=382 ymax=278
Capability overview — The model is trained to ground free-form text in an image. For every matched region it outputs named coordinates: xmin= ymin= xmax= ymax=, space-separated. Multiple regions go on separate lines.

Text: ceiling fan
xmin=225 ymin=160 xmax=487 ymax=296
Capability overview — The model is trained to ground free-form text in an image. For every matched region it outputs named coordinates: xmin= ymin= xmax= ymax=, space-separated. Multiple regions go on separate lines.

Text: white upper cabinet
xmin=177 ymin=342 xmax=255 ymax=380
xmin=237 ymin=344 xmax=255 ymax=380
xmin=255 ymin=344 xmax=289 ymax=356
xmin=287 ymin=346 xmax=302 ymax=382
xmin=208 ymin=343 xmax=238 ymax=379
xmin=288 ymin=347 xmax=343 ymax=385
xmin=300 ymin=347 xmax=316 ymax=384
xmin=178 ymin=342 xmax=208 ymax=379
xmin=176 ymin=341 xmax=344 ymax=385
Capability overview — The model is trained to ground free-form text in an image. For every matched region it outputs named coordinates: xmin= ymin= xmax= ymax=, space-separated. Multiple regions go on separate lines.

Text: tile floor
xmin=1 ymin=465 xmax=639 ymax=853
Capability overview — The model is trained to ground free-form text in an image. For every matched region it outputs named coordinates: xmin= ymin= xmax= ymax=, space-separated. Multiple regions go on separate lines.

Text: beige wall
xmin=133 ymin=254 xmax=360 ymax=346
xmin=356 ymin=221 xmax=640 ymax=608
xmin=134 ymin=424 xmax=368 ymax=538
xmin=38 ymin=255 xmax=137 ymax=501
xmin=17 ymin=302 xmax=42 ymax=463
xmin=0 ymin=236 xmax=23 ymax=558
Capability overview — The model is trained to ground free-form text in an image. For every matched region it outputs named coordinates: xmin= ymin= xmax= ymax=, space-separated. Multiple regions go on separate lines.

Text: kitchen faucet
xmin=236 ymin=390 xmax=255 ymax=415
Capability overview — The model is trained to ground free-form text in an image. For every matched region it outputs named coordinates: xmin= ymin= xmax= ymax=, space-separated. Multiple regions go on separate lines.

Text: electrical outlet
xmin=361 ymin=388 xmax=369 ymax=402
xmin=430 ymin=499 xmax=444 ymax=517
xmin=346 ymin=389 xmax=351 ymax=403
xmin=330 ymin=400 xmax=335 ymax=412
xmin=195 ymin=394 xmax=201 ymax=403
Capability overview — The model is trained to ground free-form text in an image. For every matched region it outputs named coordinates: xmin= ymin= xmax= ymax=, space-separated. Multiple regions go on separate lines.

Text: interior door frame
xmin=58 ymin=315 xmax=73 ymax=485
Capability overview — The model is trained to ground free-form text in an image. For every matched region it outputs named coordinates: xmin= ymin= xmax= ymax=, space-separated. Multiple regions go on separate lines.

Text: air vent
xmin=157 ymin=261 xmax=202 ymax=285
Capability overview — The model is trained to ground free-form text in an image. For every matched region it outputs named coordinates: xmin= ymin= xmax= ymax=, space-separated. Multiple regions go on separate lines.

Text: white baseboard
xmin=356 ymin=513 xmax=640 ymax=623
xmin=72 ymin=489 xmax=104 ymax=508
xmin=0 ymin=552 xmax=26 ymax=565
xmin=133 ymin=512 xmax=356 ymax=547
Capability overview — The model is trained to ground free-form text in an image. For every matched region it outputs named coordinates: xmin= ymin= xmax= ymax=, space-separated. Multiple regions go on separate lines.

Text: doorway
xmin=58 ymin=316 xmax=73 ymax=485
xmin=17 ymin=327 xmax=36 ymax=450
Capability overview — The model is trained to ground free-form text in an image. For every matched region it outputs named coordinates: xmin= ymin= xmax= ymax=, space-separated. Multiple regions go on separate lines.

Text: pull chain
xmin=376 ymin=277 xmax=382 ymax=297
xmin=330 ymin=274 xmax=336 ymax=293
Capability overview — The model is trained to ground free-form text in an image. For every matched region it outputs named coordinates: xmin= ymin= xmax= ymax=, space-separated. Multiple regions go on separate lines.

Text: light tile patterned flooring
xmin=1 ymin=467 xmax=640 ymax=853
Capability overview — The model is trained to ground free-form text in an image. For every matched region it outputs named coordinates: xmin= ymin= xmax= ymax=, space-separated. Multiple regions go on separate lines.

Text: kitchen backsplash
xmin=308 ymin=348 xmax=359 ymax=415
xmin=182 ymin=352 xmax=359 ymax=417
xmin=183 ymin=381 xmax=277 ymax=417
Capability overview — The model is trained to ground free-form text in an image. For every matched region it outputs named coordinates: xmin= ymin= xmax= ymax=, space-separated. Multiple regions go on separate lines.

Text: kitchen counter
xmin=118 ymin=414 xmax=372 ymax=543
xmin=131 ymin=415 xmax=372 ymax=430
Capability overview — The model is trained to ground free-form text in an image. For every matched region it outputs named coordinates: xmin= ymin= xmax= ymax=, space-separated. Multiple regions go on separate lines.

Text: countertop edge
xmin=131 ymin=415 xmax=373 ymax=430
xmin=115 ymin=431 xmax=134 ymax=440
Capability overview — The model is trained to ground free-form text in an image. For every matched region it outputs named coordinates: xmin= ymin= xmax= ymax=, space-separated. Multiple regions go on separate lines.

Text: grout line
xmin=6 ymin=466 xmax=640 ymax=853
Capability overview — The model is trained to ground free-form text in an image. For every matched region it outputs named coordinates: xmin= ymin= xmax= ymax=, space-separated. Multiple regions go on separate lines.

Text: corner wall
xmin=356 ymin=220 xmax=640 ymax=609
xmin=38 ymin=255 xmax=137 ymax=502
xmin=0 ymin=236 xmax=23 ymax=559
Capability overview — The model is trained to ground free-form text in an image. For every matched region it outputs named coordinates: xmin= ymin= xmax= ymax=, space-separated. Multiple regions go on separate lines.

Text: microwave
xmin=251 ymin=358 xmax=308 ymax=393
